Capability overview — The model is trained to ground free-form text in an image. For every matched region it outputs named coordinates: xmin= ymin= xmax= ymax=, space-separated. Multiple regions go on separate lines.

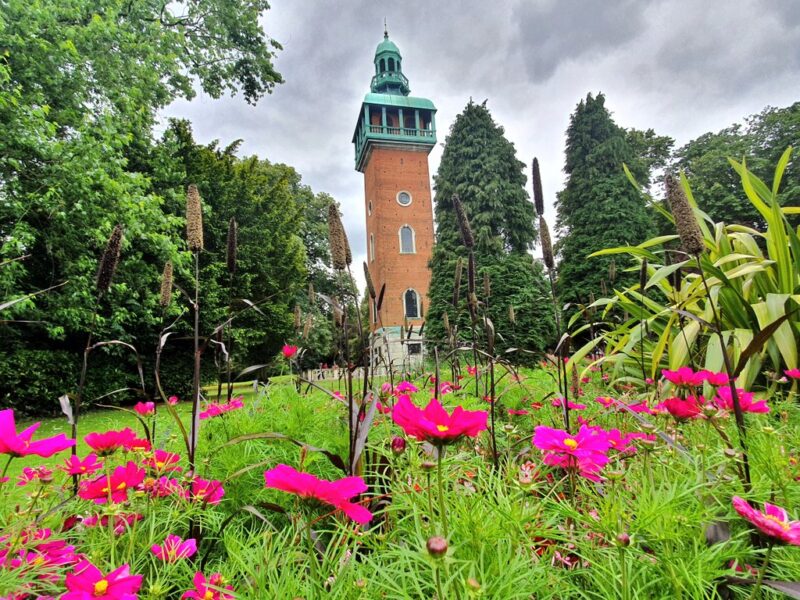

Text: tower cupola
xmin=371 ymin=30 xmax=410 ymax=96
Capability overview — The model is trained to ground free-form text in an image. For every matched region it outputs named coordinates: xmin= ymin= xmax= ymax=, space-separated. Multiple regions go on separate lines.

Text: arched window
xmin=388 ymin=58 xmax=395 ymax=71
xmin=404 ymin=289 xmax=420 ymax=319
xmin=379 ymin=59 xmax=386 ymax=72
xmin=369 ymin=233 xmax=375 ymax=262
xmin=399 ymin=225 xmax=415 ymax=254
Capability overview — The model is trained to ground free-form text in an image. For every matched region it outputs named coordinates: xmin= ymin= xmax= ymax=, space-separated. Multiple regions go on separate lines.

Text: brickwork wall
xmin=363 ymin=145 xmax=434 ymax=332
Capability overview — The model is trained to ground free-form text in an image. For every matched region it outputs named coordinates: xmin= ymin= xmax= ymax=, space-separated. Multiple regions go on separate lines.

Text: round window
xmin=397 ymin=191 xmax=412 ymax=206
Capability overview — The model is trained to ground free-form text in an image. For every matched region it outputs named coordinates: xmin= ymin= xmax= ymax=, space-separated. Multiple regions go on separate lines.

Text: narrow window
xmin=404 ymin=289 xmax=420 ymax=319
xmin=369 ymin=233 xmax=375 ymax=262
xmin=388 ymin=58 xmax=395 ymax=71
xmin=399 ymin=225 xmax=415 ymax=254
xmin=380 ymin=58 xmax=386 ymax=72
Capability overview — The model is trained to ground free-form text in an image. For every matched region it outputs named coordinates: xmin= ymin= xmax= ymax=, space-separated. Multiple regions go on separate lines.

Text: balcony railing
xmin=355 ymin=124 xmax=436 ymax=168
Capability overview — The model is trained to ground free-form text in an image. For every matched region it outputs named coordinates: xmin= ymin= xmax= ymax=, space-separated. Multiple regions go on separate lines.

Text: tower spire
xmin=384 ymin=18 xmax=388 ymax=38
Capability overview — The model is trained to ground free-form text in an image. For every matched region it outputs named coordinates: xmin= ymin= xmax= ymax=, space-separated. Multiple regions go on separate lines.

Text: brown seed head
xmin=159 ymin=260 xmax=173 ymax=308
xmin=294 ymin=305 xmax=302 ymax=329
xmin=452 ymin=194 xmax=474 ymax=248
xmin=452 ymin=258 xmax=463 ymax=307
xmin=226 ymin=217 xmax=238 ymax=274
xmin=483 ymin=271 xmax=490 ymax=299
xmin=665 ymin=174 xmax=705 ymax=255
xmin=363 ymin=262 xmax=376 ymax=299
xmin=508 ymin=304 xmax=516 ymax=324
xmin=442 ymin=311 xmax=451 ymax=335
xmin=186 ymin=185 xmax=204 ymax=252
xmin=327 ymin=204 xmax=351 ymax=269
xmin=539 ymin=216 xmax=554 ymax=271
xmin=96 ymin=224 xmax=123 ymax=294
xmin=532 ymin=157 xmax=544 ymax=216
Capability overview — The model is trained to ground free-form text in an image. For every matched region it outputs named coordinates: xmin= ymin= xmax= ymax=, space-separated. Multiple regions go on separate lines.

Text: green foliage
xmin=427 ymin=100 xmax=554 ymax=354
xmin=675 ymin=102 xmax=800 ymax=228
xmin=579 ymin=150 xmax=800 ymax=389
xmin=555 ymin=93 xmax=666 ymax=308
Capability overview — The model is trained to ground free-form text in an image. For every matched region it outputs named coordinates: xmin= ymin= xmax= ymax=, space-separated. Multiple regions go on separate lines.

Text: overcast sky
xmin=161 ymin=0 xmax=800 ymax=286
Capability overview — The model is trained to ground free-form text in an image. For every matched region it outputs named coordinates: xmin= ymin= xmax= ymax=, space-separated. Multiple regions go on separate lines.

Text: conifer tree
xmin=427 ymin=100 xmax=555 ymax=356
xmin=555 ymin=93 xmax=658 ymax=308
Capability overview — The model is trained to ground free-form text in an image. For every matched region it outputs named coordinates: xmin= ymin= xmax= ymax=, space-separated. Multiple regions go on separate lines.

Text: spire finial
xmin=384 ymin=18 xmax=388 ymax=38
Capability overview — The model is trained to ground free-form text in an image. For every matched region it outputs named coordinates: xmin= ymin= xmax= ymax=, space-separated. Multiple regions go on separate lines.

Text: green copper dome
xmin=371 ymin=31 xmax=409 ymax=95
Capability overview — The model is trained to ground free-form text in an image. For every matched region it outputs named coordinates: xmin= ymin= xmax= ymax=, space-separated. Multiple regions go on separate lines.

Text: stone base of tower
xmin=369 ymin=326 xmax=426 ymax=371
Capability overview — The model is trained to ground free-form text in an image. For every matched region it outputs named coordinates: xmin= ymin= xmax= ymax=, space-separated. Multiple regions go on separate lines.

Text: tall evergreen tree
xmin=555 ymin=93 xmax=659 ymax=308
xmin=427 ymin=101 xmax=555 ymax=357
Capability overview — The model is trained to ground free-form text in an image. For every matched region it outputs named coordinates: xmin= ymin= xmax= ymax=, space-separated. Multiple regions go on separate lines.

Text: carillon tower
xmin=352 ymin=29 xmax=436 ymax=363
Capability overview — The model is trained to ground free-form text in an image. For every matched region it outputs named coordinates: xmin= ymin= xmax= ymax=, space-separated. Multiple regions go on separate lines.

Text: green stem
xmin=620 ymin=545 xmax=629 ymax=600
xmin=1 ymin=456 xmax=13 ymax=482
xmin=434 ymin=564 xmax=445 ymax=600
xmin=426 ymin=470 xmax=434 ymax=526
xmin=748 ymin=543 xmax=773 ymax=600
xmin=437 ymin=448 xmax=449 ymax=538
xmin=305 ymin=519 xmax=319 ymax=585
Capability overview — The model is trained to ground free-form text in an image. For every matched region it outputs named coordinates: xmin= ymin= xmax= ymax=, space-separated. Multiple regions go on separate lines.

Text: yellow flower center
xmin=94 ymin=579 xmax=109 ymax=595
xmin=156 ymin=461 xmax=165 ymax=468
xmin=116 ymin=482 xmax=127 ymax=490
xmin=563 ymin=438 xmax=578 ymax=450
xmin=203 ymin=591 xmax=214 ymax=600
xmin=437 ymin=425 xmax=449 ymax=432
xmin=32 ymin=555 xmax=45 ymax=565
xmin=764 ymin=514 xmax=790 ymax=530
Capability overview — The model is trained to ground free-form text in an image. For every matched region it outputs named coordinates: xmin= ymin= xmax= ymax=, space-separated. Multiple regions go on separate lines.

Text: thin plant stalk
xmin=436 ymin=448 xmax=449 ymax=538
xmin=189 ymin=251 xmax=202 ymax=473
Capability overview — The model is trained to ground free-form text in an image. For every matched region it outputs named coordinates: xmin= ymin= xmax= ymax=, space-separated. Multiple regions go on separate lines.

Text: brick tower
xmin=352 ymin=29 xmax=436 ymax=364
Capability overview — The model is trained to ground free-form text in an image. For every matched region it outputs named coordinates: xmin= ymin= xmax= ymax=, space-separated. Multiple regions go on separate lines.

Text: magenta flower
xmin=182 ymin=572 xmax=234 ymax=600
xmin=533 ymin=425 xmax=611 ymax=481
xmin=60 ymin=453 xmax=103 ymax=477
xmin=78 ymin=461 xmax=146 ymax=504
xmin=281 ymin=344 xmax=298 ymax=359
xmin=713 ymin=387 xmax=769 ymax=414
xmin=507 ymin=409 xmax=529 ymax=416
xmin=151 ymin=534 xmax=197 ymax=562
xmin=395 ymin=381 xmax=419 ymax=394
xmin=83 ymin=513 xmax=143 ymax=535
xmin=143 ymin=449 xmax=182 ymax=473
xmin=167 ymin=395 xmax=180 ymax=405
xmin=133 ymin=402 xmax=155 ymax=416
xmin=264 ymin=464 xmax=372 ymax=524
xmin=0 ymin=409 xmax=75 ymax=458
xmin=732 ymin=496 xmax=800 ymax=545
xmin=391 ymin=396 xmax=487 ymax=446
xmin=595 ymin=396 xmax=615 ymax=408
xmin=662 ymin=366 xmax=705 ymax=387
xmin=551 ymin=397 xmax=587 ymax=410
xmin=17 ymin=466 xmax=53 ymax=486
xmin=785 ymin=368 xmax=800 ymax=379
xmin=189 ymin=477 xmax=225 ymax=505
xmin=654 ymin=396 xmax=704 ymax=420
xmin=698 ymin=370 xmax=729 ymax=386
xmin=85 ymin=428 xmax=150 ymax=456
xmin=63 ymin=560 xmax=142 ymax=600
xmin=199 ymin=398 xmax=244 ymax=420
xmin=466 ymin=365 xmax=478 ymax=376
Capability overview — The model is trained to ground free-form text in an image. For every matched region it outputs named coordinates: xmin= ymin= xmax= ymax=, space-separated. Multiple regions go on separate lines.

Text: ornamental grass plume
xmin=0 ymin=409 xmax=75 ymax=458
xmin=264 ymin=464 xmax=372 ymax=524
xmin=186 ymin=184 xmax=204 ymax=252
xmin=327 ymin=204 xmax=351 ymax=270
xmin=363 ymin=261 xmax=376 ymax=299
xmin=665 ymin=174 xmax=704 ymax=255
xmin=452 ymin=258 xmax=463 ymax=307
xmin=159 ymin=260 xmax=173 ymax=308
xmin=452 ymin=194 xmax=474 ymax=248
xmin=532 ymin=157 xmax=544 ymax=216
xmin=539 ymin=216 xmax=554 ymax=271
xmin=95 ymin=224 xmax=123 ymax=294
xmin=226 ymin=217 xmax=238 ymax=274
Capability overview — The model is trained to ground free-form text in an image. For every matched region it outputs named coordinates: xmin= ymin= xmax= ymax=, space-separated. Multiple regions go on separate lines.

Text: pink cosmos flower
xmin=785 ymin=368 xmax=800 ymax=380
xmin=83 ymin=513 xmax=143 ymax=535
xmin=84 ymin=428 xmax=150 ymax=456
xmin=466 ymin=365 xmax=478 ymax=376
xmin=63 ymin=560 xmax=142 ymax=600
xmin=133 ymin=401 xmax=155 ymax=416
xmin=604 ymin=429 xmax=654 ymax=454
xmin=376 ymin=401 xmax=392 ymax=415
xmin=395 ymin=381 xmax=419 ymax=394
xmin=732 ymin=496 xmax=800 ymax=545
xmin=151 ymin=534 xmax=197 ymax=562
xmin=654 ymin=396 xmax=704 ymax=420
xmin=713 ymin=387 xmax=769 ymax=414
xmin=533 ymin=425 xmax=611 ymax=481
xmin=507 ymin=409 xmax=529 ymax=416
xmin=17 ymin=466 xmax=53 ymax=486
xmin=551 ymin=397 xmax=587 ymax=410
xmin=143 ymin=449 xmax=182 ymax=473
xmin=182 ymin=572 xmax=233 ymax=600
xmin=264 ymin=464 xmax=372 ymax=524
xmin=189 ymin=477 xmax=225 ymax=505
xmin=0 ymin=409 xmax=75 ymax=458
xmin=391 ymin=396 xmax=487 ymax=446
xmin=77 ymin=461 xmax=146 ymax=504
xmin=595 ymin=396 xmax=615 ymax=408
xmin=144 ymin=476 xmax=185 ymax=499
xmin=282 ymin=344 xmax=298 ymax=359
xmin=199 ymin=398 xmax=244 ymax=420
xmin=437 ymin=381 xmax=455 ymax=395
xmin=625 ymin=401 xmax=653 ymax=414
xmin=662 ymin=366 xmax=705 ymax=387
xmin=167 ymin=395 xmax=180 ymax=405
xmin=698 ymin=370 xmax=729 ymax=386
xmin=60 ymin=453 xmax=104 ymax=477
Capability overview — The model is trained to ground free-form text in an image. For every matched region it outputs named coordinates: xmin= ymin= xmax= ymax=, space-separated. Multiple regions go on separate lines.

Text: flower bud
xmin=467 ymin=577 xmax=481 ymax=592
xmin=426 ymin=536 xmax=448 ymax=558
xmin=391 ymin=436 xmax=406 ymax=455
xmin=616 ymin=533 xmax=631 ymax=547
xmin=421 ymin=461 xmax=436 ymax=472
